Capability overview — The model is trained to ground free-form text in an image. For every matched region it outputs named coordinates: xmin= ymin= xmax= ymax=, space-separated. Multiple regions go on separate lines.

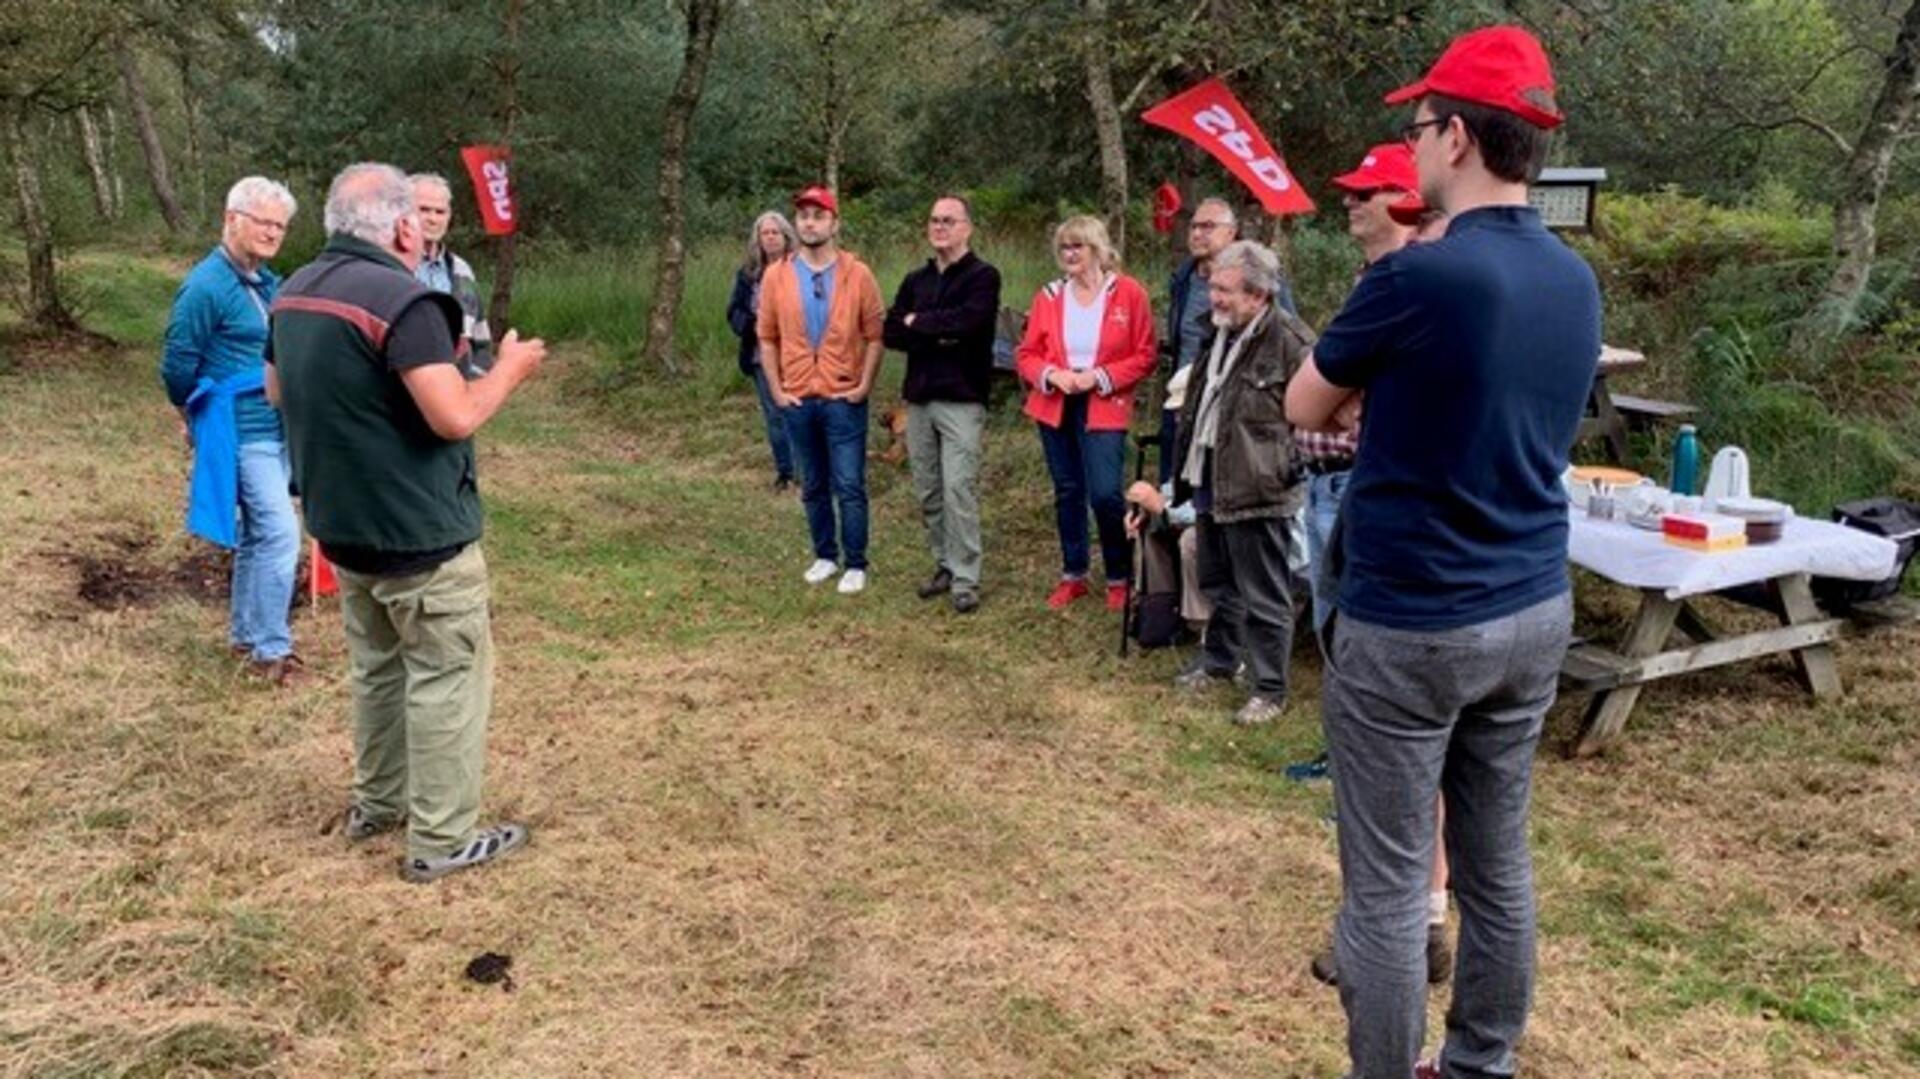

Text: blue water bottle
xmin=1670 ymin=423 xmax=1700 ymax=495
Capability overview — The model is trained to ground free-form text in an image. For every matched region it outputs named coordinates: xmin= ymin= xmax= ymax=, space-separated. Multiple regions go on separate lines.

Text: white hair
xmin=1212 ymin=240 xmax=1283 ymax=298
xmin=225 ymin=176 xmax=296 ymax=217
xmin=1194 ymin=197 xmax=1237 ymax=226
xmin=408 ymin=172 xmax=453 ymax=198
xmin=323 ymin=162 xmax=416 ymax=244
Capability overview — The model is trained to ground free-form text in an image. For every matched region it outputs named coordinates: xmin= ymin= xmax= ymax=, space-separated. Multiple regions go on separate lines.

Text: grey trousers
xmin=906 ymin=400 xmax=985 ymax=590
xmin=1195 ymin=513 xmax=1297 ymax=698
xmin=1322 ymin=592 xmax=1572 ymax=1079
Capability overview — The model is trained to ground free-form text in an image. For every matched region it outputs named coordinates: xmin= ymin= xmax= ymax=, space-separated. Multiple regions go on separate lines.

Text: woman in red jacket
xmin=1015 ymin=215 xmax=1159 ymax=610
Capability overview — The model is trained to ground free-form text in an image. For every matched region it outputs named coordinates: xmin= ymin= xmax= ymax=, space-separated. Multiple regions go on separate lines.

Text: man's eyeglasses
xmin=928 ymin=215 xmax=965 ymax=227
xmin=1400 ymin=117 xmax=1448 ymax=147
xmin=1189 ymin=220 xmax=1230 ymax=233
xmin=232 ymin=210 xmax=289 ymax=234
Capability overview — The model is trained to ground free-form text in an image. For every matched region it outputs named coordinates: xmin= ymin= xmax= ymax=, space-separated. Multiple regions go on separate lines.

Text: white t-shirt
xmin=1062 ymin=281 xmax=1108 ymax=371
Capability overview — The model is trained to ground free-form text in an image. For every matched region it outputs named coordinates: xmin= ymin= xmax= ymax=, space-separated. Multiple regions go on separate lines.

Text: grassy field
xmin=1 ymin=247 xmax=1917 ymax=1077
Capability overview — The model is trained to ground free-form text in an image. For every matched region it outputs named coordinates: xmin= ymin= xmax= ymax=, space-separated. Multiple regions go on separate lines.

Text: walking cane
xmin=1119 ymin=432 xmax=1159 ymax=657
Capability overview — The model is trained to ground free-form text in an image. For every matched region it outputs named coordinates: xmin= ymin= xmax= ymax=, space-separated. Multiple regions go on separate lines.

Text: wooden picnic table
xmin=1575 ymin=346 xmax=1646 ymax=463
xmin=1561 ymin=510 xmax=1900 ymax=756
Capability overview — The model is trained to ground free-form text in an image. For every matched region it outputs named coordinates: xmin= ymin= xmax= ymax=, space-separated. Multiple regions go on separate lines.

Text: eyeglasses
xmin=1057 ymin=242 xmax=1086 ymax=253
xmin=1189 ymin=220 xmax=1230 ymax=232
xmin=232 ymin=209 xmax=289 ymax=234
xmin=928 ymin=215 xmax=965 ymax=227
xmin=1400 ymin=117 xmax=1448 ymax=147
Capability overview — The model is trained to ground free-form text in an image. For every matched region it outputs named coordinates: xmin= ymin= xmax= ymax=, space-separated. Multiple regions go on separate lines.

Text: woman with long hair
xmin=727 ymin=211 xmax=802 ymax=490
xmin=1014 ymin=215 xmax=1158 ymax=610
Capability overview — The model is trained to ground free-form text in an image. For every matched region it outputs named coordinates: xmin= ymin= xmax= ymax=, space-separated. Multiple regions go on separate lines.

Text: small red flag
xmin=1152 ymin=182 xmax=1183 ymax=234
xmin=1141 ymin=79 xmax=1315 ymax=217
xmin=459 ymin=145 xmax=518 ymax=236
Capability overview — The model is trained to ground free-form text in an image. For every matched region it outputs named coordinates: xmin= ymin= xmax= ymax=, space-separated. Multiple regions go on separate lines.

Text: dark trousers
xmin=750 ymin=366 xmax=796 ymax=481
xmin=786 ymin=397 xmax=869 ymax=570
xmin=1036 ymin=394 xmax=1129 ymax=584
xmin=1195 ymin=512 xmax=1297 ymax=698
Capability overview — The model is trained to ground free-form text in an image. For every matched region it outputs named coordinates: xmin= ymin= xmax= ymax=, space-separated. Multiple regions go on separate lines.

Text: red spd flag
xmin=460 ymin=145 xmax=517 ymax=235
xmin=1141 ymin=79 xmax=1315 ymax=216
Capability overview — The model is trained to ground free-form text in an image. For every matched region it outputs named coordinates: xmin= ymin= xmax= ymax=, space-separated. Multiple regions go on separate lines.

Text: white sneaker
xmin=803 ymin=558 xmax=838 ymax=585
xmin=837 ymin=569 xmax=867 ymax=595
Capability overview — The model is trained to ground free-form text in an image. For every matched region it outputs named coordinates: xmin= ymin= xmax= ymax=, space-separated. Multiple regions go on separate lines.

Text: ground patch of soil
xmin=61 ymin=530 xmax=231 ymax=610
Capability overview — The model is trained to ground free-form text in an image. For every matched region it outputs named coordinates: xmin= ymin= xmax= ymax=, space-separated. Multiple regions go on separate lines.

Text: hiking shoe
xmin=1105 ymin=582 xmax=1128 ymax=612
xmin=1173 ymin=661 xmax=1234 ymax=692
xmin=951 ymin=589 xmax=980 ymax=614
xmin=343 ymin=803 xmax=399 ymax=843
xmin=802 ymin=558 xmax=838 ymax=585
xmin=1045 ymin=579 xmax=1089 ymax=609
xmin=1234 ymin=695 xmax=1284 ymax=726
xmin=1309 ymin=944 xmax=1338 ymax=986
xmin=917 ymin=567 xmax=954 ymax=599
xmin=1427 ymin=922 xmax=1452 ymax=985
xmin=249 ymin=654 xmax=310 ymax=688
xmin=837 ymin=569 xmax=867 ymax=595
xmin=401 ymin=823 xmax=530 ymax=884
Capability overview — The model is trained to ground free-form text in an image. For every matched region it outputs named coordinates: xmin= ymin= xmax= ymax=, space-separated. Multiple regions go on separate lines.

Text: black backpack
xmin=1812 ymin=497 xmax=1920 ymax=609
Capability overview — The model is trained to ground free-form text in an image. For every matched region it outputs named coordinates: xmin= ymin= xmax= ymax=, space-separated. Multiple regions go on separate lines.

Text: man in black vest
xmin=266 ymin=162 xmax=546 ymax=884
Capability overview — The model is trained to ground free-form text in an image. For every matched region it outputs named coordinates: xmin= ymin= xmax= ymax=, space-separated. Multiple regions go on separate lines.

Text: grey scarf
xmin=1182 ymin=307 xmax=1268 ymax=489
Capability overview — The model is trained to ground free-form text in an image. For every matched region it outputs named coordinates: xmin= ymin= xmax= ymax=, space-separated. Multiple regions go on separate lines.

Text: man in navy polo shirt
xmin=1286 ymin=25 xmax=1600 ymax=1079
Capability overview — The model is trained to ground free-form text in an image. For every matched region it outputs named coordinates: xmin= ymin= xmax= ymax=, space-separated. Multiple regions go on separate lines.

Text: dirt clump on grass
xmin=58 ymin=529 xmax=230 ymax=610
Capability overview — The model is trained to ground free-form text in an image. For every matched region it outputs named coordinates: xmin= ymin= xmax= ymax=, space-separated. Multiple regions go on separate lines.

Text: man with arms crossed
xmin=884 ymin=194 xmax=1002 ymax=613
xmin=1285 ymin=26 xmax=1600 ymax=1078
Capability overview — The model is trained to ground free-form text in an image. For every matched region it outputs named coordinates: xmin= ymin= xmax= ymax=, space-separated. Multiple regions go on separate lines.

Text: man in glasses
xmin=882 ymin=195 xmax=1002 ymax=613
xmin=410 ymin=173 xmax=492 ymax=377
xmin=161 ymin=175 xmax=306 ymax=686
xmin=1286 ymin=25 xmax=1600 ymax=1079
xmin=757 ymin=185 xmax=886 ymax=595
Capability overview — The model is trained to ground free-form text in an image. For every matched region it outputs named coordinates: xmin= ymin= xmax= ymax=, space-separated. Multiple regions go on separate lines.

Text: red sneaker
xmin=1045 ymin=579 xmax=1089 ymax=609
xmin=1414 ymin=1059 xmax=1442 ymax=1079
xmin=1105 ymin=582 xmax=1128 ymax=612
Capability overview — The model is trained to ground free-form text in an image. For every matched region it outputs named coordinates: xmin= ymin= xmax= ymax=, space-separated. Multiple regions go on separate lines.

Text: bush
xmin=1575 ymin=187 xmax=1831 ymax=298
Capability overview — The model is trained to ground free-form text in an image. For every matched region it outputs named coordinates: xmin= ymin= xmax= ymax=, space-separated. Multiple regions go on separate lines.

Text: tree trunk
xmin=640 ymin=0 xmax=726 ymax=376
xmin=174 ymin=50 xmax=206 ymax=222
xmin=3 ymin=102 xmax=78 ymax=332
xmin=116 ymin=39 xmax=185 ymax=233
xmin=1083 ymin=0 xmax=1129 ymax=261
xmin=1806 ymin=0 xmax=1920 ymax=342
xmin=486 ymin=0 xmax=524 ymax=338
xmin=76 ymin=105 xmax=117 ymax=221
xmin=104 ymin=104 xmax=125 ymax=216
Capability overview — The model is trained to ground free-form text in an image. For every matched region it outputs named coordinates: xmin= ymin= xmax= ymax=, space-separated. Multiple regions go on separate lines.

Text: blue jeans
xmin=1305 ymin=469 xmax=1351 ymax=632
xmin=1036 ymin=394 xmax=1130 ymax=584
xmin=233 ymin=441 xmax=300 ymax=661
xmin=786 ymin=397 xmax=869 ymax=570
xmin=750 ymin=367 xmax=796 ymax=481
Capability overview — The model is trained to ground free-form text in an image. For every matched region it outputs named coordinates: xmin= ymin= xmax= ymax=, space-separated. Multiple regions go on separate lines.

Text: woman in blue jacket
xmin=727 ymin=211 xmax=800 ymax=491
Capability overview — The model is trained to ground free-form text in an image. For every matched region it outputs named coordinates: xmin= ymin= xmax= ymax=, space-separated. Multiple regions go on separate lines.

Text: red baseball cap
xmin=1386 ymin=193 xmax=1429 ymax=227
xmin=1331 ymin=143 xmax=1419 ymax=195
xmin=793 ymin=185 xmax=838 ymax=214
xmin=1384 ymin=25 xmax=1563 ymax=130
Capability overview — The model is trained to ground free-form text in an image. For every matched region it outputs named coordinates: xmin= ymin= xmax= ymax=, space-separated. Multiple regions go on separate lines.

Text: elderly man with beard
xmin=1170 ymin=240 xmax=1313 ymax=727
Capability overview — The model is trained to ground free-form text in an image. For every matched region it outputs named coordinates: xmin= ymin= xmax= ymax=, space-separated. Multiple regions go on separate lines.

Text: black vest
xmin=270 ymin=235 xmax=481 ymax=553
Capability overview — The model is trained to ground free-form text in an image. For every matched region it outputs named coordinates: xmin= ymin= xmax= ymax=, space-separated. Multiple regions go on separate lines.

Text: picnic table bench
xmin=1576 ymin=347 xmax=1697 ymax=463
xmin=1562 ymin=510 xmax=1902 ymax=757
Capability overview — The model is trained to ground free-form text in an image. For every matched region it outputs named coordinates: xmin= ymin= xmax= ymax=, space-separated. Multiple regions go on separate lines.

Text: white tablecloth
xmin=1568 ymin=512 xmax=1898 ymax=599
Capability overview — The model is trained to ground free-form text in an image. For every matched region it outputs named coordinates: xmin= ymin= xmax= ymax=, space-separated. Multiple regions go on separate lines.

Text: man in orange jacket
xmin=758 ymin=186 xmax=886 ymax=595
